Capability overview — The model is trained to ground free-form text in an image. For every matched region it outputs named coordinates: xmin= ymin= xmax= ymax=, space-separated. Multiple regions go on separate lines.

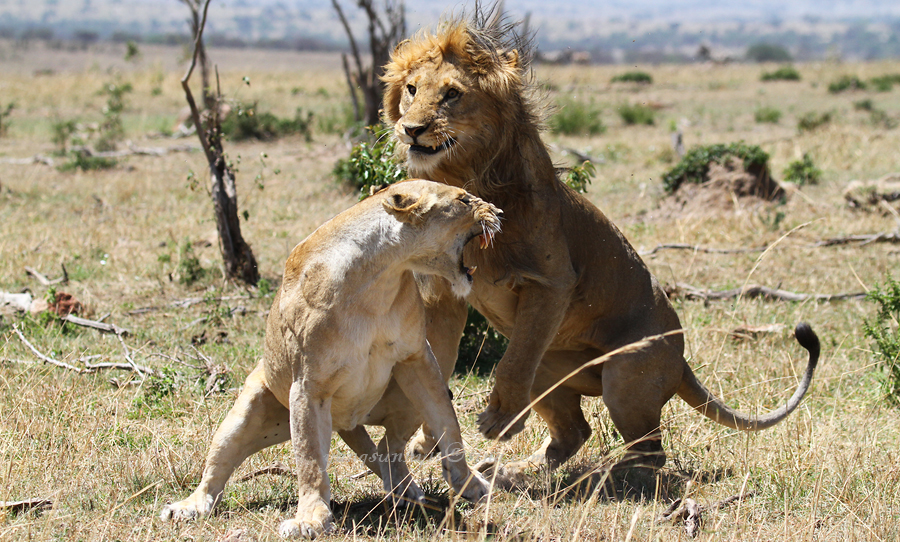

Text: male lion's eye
xmin=407 ymin=84 xmax=416 ymax=96
xmin=446 ymin=88 xmax=460 ymax=100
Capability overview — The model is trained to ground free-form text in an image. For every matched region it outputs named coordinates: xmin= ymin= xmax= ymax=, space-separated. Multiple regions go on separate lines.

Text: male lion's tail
xmin=676 ymin=322 xmax=820 ymax=431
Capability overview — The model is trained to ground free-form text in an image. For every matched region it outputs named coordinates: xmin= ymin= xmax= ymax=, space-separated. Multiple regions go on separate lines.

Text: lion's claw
xmin=477 ymin=405 xmax=528 ymax=440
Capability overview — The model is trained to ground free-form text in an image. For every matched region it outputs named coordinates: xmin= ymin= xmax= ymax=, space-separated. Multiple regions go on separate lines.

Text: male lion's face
xmin=389 ymin=59 xmax=485 ymax=176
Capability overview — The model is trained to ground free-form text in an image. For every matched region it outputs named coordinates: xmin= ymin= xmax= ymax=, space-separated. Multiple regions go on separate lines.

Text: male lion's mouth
xmin=459 ymin=221 xmax=499 ymax=283
xmin=409 ymin=137 xmax=457 ymax=156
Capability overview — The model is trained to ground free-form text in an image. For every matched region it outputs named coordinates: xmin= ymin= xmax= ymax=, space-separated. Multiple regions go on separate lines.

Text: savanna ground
xmin=1 ymin=40 xmax=900 ymax=541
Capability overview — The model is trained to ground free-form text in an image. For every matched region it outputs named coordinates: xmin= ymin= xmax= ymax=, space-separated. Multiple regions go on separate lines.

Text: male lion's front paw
xmin=278 ymin=502 xmax=333 ymax=539
xmin=159 ymin=493 xmax=215 ymax=521
xmin=476 ymin=403 xmax=528 ymax=440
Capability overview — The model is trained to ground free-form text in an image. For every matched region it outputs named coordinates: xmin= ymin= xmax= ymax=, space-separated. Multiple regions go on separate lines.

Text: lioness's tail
xmin=677 ymin=322 xmax=820 ymax=431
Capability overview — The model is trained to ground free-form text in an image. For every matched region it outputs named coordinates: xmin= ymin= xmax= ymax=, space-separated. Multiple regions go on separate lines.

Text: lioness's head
xmin=382 ymin=15 xmax=535 ymax=178
xmin=379 ymin=180 xmax=502 ymax=297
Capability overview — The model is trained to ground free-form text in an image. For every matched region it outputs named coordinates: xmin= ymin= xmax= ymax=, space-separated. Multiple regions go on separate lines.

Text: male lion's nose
xmin=403 ymin=122 xmax=430 ymax=139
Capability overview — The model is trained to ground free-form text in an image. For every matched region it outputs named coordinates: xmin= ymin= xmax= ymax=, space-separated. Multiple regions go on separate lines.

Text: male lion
xmin=376 ymin=10 xmax=821 ymax=477
xmin=160 ymin=180 xmax=498 ymax=538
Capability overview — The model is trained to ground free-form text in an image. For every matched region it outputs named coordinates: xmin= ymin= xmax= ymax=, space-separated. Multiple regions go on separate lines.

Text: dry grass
xmin=1 ymin=45 xmax=900 ymax=540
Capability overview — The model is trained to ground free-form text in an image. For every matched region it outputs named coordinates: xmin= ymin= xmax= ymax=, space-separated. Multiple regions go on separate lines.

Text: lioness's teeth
xmin=479 ymin=235 xmax=488 ymax=249
xmin=466 ymin=266 xmax=477 ymax=276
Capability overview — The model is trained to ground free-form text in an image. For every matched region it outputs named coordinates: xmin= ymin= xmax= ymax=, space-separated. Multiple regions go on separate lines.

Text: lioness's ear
xmin=383 ymin=191 xmax=428 ymax=225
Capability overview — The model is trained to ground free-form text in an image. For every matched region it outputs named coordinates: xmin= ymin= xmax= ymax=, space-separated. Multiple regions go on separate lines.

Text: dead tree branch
xmin=0 ymin=498 xmax=53 ymax=514
xmin=667 ymin=282 xmax=866 ymax=302
xmin=24 ymin=265 xmax=68 ymax=286
xmin=62 ymin=314 xmax=129 ymax=336
xmin=332 ymin=0 xmax=406 ymax=126
xmin=181 ymin=0 xmax=259 ymax=286
xmin=12 ymin=324 xmax=88 ymax=373
xmin=640 ymin=243 xmax=766 ymax=257
xmin=810 ymin=231 xmax=900 ymax=247
xmin=237 ymin=461 xmax=295 ymax=482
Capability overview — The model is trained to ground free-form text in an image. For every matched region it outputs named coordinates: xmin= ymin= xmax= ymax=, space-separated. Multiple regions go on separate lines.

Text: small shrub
xmin=0 ymin=102 xmax=13 ymax=136
xmin=661 ymin=142 xmax=770 ymax=194
xmin=177 ymin=240 xmax=206 ymax=286
xmin=222 ymin=102 xmax=313 ymax=141
xmin=760 ymin=65 xmax=801 ymax=82
xmin=455 ymin=306 xmax=508 ymax=376
xmin=563 ymin=160 xmax=595 ymax=193
xmin=869 ymin=108 xmax=898 ymax=130
xmin=746 ymin=43 xmax=792 ymax=62
xmin=754 ymin=106 xmax=782 ymax=124
xmin=51 ymin=119 xmax=78 ymax=154
xmin=550 ymin=100 xmax=606 ymax=135
xmin=611 ymin=71 xmax=652 ymax=84
xmin=828 ymin=75 xmax=867 ymax=94
xmin=97 ymin=81 xmax=132 ymax=152
xmin=863 ymin=276 xmax=900 ymax=405
xmin=782 ymin=153 xmax=822 ymax=185
xmin=57 ymin=150 xmax=117 ymax=172
xmin=869 ymin=74 xmax=900 ymax=92
xmin=854 ymin=99 xmax=875 ymax=111
xmin=333 ymin=128 xmax=407 ymax=198
xmin=618 ymin=103 xmax=655 ymax=126
xmin=797 ymin=111 xmax=832 ymax=132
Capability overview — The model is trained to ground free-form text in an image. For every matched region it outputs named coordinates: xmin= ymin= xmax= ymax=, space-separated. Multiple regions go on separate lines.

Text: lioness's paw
xmin=159 ymin=493 xmax=215 ymax=521
xmin=476 ymin=405 xmax=528 ymax=440
xmin=455 ymin=469 xmax=490 ymax=503
xmin=406 ymin=429 xmax=439 ymax=459
xmin=279 ymin=503 xmax=333 ymax=539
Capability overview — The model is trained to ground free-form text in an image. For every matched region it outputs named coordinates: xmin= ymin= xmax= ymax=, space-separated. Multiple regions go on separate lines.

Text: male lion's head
xmin=382 ymin=10 xmax=538 ymax=181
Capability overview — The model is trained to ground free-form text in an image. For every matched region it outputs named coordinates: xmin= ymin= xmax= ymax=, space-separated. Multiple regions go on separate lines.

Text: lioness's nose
xmin=403 ymin=122 xmax=430 ymax=138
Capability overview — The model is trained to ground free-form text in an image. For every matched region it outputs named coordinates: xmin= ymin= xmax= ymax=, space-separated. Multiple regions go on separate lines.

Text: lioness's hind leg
xmin=160 ymin=364 xmax=290 ymax=521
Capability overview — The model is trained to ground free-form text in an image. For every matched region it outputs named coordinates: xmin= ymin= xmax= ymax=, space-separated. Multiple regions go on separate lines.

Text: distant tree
xmin=180 ymin=0 xmax=259 ymax=286
xmin=332 ymin=0 xmax=406 ymax=127
xmin=746 ymin=43 xmax=792 ymax=62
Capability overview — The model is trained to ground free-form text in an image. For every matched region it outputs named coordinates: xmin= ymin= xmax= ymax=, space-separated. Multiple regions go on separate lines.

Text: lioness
xmin=160 ymin=180 xmax=498 ymax=537
xmin=374 ymin=11 xmax=821 ymax=476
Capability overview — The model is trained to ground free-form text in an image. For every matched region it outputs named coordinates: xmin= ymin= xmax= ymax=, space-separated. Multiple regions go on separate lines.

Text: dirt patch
xmin=652 ymin=156 xmax=784 ymax=220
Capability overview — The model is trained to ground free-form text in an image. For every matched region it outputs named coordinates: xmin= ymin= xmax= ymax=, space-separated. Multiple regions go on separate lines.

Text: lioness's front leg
xmin=392 ymin=347 xmax=489 ymax=502
xmin=160 ymin=365 xmax=289 ymax=521
xmin=278 ymin=380 xmax=334 ymax=539
xmin=476 ymin=282 xmax=573 ymax=440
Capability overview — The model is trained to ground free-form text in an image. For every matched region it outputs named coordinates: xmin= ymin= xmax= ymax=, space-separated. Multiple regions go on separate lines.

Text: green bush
xmin=333 ymin=128 xmax=407 ymax=198
xmin=550 ymin=100 xmax=606 ymax=135
xmin=611 ymin=71 xmax=653 ymax=84
xmin=222 ymin=102 xmax=313 ymax=141
xmin=0 ymin=102 xmax=13 ymax=136
xmin=754 ymin=106 xmax=782 ymax=124
xmin=782 ymin=153 xmax=822 ymax=185
xmin=57 ymin=151 xmax=117 ymax=172
xmin=869 ymin=74 xmax=900 ymax=92
xmin=760 ymin=65 xmax=801 ymax=82
xmin=797 ymin=111 xmax=832 ymax=132
xmin=563 ymin=160 xmax=595 ymax=193
xmin=746 ymin=43 xmax=792 ymax=62
xmin=828 ymin=75 xmax=867 ymax=94
xmin=97 ymin=81 xmax=132 ymax=152
xmin=863 ymin=276 xmax=900 ymax=405
xmin=661 ymin=142 xmax=770 ymax=194
xmin=854 ymin=99 xmax=875 ymax=111
xmin=455 ymin=306 xmax=508 ymax=376
xmin=177 ymin=240 xmax=206 ymax=286
xmin=618 ymin=103 xmax=655 ymax=126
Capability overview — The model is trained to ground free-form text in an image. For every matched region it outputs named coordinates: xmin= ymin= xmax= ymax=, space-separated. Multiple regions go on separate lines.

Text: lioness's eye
xmin=446 ymin=88 xmax=460 ymax=100
xmin=407 ymin=84 xmax=416 ymax=96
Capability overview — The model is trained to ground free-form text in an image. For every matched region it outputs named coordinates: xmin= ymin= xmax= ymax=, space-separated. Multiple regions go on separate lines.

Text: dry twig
xmin=62 ymin=314 xmax=129 ymax=336
xmin=237 ymin=461 xmax=295 ymax=482
xmin=0 ymin=498 xmax=53 ymax=513
xmin=24 ymin=264 xmax=68 ymax=286
xmin=667 ymin=282 xmax=866 ymax=302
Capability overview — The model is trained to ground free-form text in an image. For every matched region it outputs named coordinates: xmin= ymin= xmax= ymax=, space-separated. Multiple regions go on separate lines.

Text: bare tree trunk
xmin=332 ymin=0 xmax=406 ymax=126
xmin=180 ymin=0 xmax=259 ymax=286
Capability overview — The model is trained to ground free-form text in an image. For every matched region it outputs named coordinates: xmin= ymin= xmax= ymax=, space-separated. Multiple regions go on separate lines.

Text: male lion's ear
xmin=502 ymin=49 xmax=519 ymax=69
xmin=383 ymin=191 xmax=429 ymax=225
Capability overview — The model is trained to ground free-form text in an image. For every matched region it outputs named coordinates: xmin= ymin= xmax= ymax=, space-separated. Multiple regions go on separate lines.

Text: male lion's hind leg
xmin=339 ymin=420 xmax=426 ymax=506
xmin=160 ymin=365 xmax=290 ymax=521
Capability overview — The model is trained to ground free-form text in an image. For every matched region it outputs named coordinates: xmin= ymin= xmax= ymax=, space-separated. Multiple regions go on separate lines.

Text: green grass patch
xmin=222 ymin=102 xmax=313 ymax=141
xmin=797 ymin=111 xmax=832 ymax=132
xmin=864 ymin=276 xmax=900 ymax=405
xmin=760 ymin=65 xmax=801 ymax=82
xmin=754 ymin=106 xmax=782 ymax=124
xmin=550 ymin=100 xmax=606 ymax=135
xmin=610 ymin=71 xmax=653 ymax=84
xmin=828 ymin=75 xmax=867 ymax=93
xmin=617 ymin=103 xmax=655 ymax=126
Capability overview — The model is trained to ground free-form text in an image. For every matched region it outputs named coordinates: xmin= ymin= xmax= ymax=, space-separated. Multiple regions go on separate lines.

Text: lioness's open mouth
xmin=409 ymin=138 xmax=457 ymax=155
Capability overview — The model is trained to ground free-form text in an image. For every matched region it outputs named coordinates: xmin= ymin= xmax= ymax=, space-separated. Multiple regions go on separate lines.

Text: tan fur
xmin=160 ymin=180 xmax=499 ymax=537
xmin=379 ymin=12 xmax=821 ymax=477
